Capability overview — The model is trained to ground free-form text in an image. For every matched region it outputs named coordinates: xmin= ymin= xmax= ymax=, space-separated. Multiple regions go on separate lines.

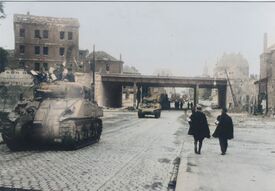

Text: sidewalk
xmin=176 ymin=114 xmax=275 ymax=191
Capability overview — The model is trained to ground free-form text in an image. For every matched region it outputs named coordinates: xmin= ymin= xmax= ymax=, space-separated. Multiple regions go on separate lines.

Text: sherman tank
xmin=1 ymin=81 xmax=103 ymax=151
xmin=138 ymin=97 xmax=161 ymax=118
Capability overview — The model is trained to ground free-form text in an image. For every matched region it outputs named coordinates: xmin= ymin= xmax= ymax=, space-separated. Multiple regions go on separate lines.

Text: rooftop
xmin=14 ymin=14 xmax=79 ymax=27
xmin=88 ymin=51 xmax=121 ymax=62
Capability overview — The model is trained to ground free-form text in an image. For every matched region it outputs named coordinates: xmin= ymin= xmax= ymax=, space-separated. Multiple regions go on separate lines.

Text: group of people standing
xmin=187 ymin=106 xmax=234 ymax=155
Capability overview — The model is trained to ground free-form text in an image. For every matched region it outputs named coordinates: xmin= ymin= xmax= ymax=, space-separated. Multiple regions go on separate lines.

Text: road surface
xmin=0 ymin=110 xmax=185 ymax=191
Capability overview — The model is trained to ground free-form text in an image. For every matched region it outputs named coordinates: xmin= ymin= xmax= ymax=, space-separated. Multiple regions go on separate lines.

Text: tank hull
xmin=2 ymin=117 xmax=102 ymax=151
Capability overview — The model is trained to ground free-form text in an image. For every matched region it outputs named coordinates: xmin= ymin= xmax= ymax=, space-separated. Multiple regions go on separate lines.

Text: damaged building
xmin=255 ymin=33 xmax=275 ymax=115
xmin=13 ymin=13 xmax=79 ymax=71
xmin=214 ymin=53 xmax=255 ymax=110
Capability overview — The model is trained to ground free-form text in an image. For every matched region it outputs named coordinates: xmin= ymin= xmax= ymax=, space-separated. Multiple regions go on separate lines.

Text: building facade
xmin=78 ymin=49 xmax=90 ymax=72
xmin=256 ymin=33 xmax=275 ymax=114
xmin=86 ymin=51 xmax=123 ymax=74
xmin=13 ymin=13 xmax=79 ymax=72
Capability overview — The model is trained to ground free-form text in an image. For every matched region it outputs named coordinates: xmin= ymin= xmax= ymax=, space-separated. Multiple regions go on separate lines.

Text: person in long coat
xmin=212 ymin=108 xmax=234 ymax=155
xmin=188 ymin=106 xmax=210 ymax=154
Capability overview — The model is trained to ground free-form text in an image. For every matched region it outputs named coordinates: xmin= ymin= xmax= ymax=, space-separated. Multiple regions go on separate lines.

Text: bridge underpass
xmin=95 ymin=74 xmax=227 ymax=109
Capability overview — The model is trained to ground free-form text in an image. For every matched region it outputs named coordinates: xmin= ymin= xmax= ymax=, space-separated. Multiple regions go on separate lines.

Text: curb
xmin=175 ymin=146 xmax=188 ymax=191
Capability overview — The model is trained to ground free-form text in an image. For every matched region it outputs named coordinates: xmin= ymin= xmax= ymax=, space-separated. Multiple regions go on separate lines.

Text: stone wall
xmin=95 ymin=73 xmax=104 ymax=107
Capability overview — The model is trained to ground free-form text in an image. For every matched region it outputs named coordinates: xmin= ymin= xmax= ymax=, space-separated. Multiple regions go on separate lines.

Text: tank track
xmin=62 ymin=118 xmax=103 ymax=150
xmin=2 ymin=118 xmax=103 ymax=151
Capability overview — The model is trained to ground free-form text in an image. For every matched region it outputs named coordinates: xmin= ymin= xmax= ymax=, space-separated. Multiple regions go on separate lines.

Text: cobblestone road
xmin=0 ymin=111 xmax=185 ymax=191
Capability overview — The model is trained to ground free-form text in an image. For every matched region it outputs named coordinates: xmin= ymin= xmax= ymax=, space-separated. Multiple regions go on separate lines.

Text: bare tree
xmin=0 ymin=2 xmax=7 ymax=71
xmin=0 ymin=47 xmax=8 ymax=72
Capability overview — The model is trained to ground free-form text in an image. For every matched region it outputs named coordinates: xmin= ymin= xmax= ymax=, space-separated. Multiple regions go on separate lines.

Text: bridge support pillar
xmin=218 ymin=85 xmax=227 ymax=109
xmin=101 ymin=83 xmax=122 ymax=108
xmin=133 ymin=82 xmax=137 ymax=108
xmin=194 ymin=84 xmax=199 ymax=107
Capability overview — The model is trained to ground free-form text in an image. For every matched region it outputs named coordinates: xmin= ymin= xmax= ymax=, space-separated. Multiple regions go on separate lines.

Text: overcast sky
xmin=1 ymin=2 xmax=275 ymax=76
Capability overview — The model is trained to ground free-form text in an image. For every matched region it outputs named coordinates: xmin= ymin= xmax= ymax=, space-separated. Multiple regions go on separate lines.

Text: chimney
xmin=264 ymin=33 xmax=268 ymax=52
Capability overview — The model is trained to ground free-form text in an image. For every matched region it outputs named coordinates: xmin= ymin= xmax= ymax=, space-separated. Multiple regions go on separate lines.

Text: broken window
xmin=34 ymin=63 xmax=40 ymax=71
xmin=68 ymin=32 xmax=73 ymax=40
xmin=106 ymin=63 xmax=110 ymax=72
xmin=19 ymin=28 xmax=25 ymax=37
xmin=35 ymin=46 xmax=40 ymax=55
xmin=59 ymin=47 xmax=65 ymax=56
xmin=60 ymin=31 xmax=65 ymax=39
xmin=35 ymin=30 xmax=40 ymax=38
xmin=19 ymin=61 xmax=25 ymax=68
xmin=19 ymin=45 xmax=25 ymax=54
xmin=43 ymin=30 xmax=48 ymax=38
xmin=43 ymin=63 xmax=49 ymax=71
xmin=43 ymin=47 xmax=48 ymax=55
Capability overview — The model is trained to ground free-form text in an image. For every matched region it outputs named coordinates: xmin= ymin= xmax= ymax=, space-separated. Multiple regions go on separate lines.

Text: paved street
xmin=1 ymin=110 xmax=275 ymax=191
xmin=0 ymin=110 xmax=185 ymax=191
xmin=176 ymin=113 xmax=275 ymax=191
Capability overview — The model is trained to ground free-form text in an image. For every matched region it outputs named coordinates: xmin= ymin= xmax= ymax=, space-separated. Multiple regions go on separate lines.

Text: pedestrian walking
xmin=188 ymin=106 xmax=210 ymax=154
xmin=212 ymin=108 xmax=234 ymax=155
xmin=180 ymin=101 xmax=183 ymax=109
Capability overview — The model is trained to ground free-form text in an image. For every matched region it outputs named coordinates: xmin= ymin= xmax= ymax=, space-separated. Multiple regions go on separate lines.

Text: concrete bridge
xmin=95 ymin=73 xmax=227 ymax=108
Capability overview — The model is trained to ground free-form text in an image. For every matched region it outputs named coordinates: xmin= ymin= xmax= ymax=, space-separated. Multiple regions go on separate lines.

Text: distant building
xmin=86 ymin=51 xmax=123 ymax=74
xmin=78 ymin=49 xmax=90 ymax=72
xmin=214 ymin=53 xmax=253 ymax=110
xmin=255 ymin=33 xmax=275 ymax=114
xmin=13 ymin=13 xmax=79 ymax=71
xmin=123 ymin=65 xmax=140 ymax=75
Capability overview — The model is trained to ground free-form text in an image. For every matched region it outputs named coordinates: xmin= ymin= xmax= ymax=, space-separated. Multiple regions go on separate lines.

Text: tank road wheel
xmin=155 ymin=111 xmax=161 ymax=119
xmin=95 ymin=119 xmax=102 ymax=142
xmin=4 ymin=116 xmax=33 ymax=151
xmin=1 ymin=124 xmax=17 ymax=150
xmin=75 ymin=131 xmax=81 ymax=143
xmin=138 ymin=112 xmax=144 ymax=118
xmin=69 ymin=131 xmax=80 ymax=150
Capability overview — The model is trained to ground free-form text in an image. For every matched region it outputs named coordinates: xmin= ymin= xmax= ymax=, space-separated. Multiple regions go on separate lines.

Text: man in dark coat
xmin=188 ymin=106 xmax=210 ymax=154
xmin=212 ymin=108 xmax=234 ymax=155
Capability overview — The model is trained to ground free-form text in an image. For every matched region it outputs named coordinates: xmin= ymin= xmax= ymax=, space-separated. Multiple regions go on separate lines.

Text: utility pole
xmin=224 ymin=68 xmax=238 ymax=108
xmin=90 ymin=44 xmax=96 ymax=102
